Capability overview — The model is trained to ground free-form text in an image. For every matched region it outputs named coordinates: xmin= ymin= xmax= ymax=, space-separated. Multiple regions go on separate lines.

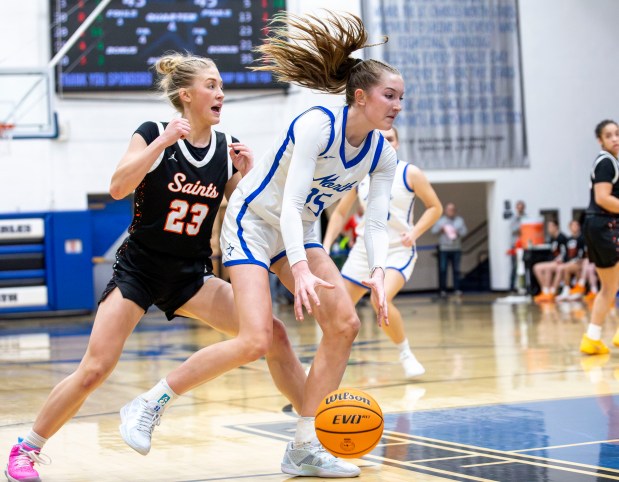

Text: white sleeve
xmin=364 ymin=142 xmax=397 ymax=272
xmin=280 ymin=109 xmax=332 ymax=267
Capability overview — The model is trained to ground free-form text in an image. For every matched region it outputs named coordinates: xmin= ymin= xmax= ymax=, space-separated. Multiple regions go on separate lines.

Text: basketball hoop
xmin=0 ymin=123 xmax=15 ymax=156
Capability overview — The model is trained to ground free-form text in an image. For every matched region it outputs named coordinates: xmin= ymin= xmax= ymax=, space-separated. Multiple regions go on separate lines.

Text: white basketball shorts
xmin=341 ymin=240 xmax=417 ymax=287
xmin=221 ymin=191 xmax=321 ymax=270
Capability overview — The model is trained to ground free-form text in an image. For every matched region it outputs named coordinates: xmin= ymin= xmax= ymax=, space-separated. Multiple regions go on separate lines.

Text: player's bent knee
xmin=271 ymin=319 xmax=291 ymax=347
xmin=238 ymin=332 xmax=272 ymax=362
xmin=324 ymin=313 xmax=360 ymax=340
xmin=347 ymin=317 xmax=361 ymax=338
xmin=78 ymin=360 xmax=115 ymax=390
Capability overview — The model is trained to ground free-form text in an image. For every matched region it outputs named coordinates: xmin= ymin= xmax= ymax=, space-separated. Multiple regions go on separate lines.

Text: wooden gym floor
xmin=2 ymin=293 xmax=619 ymax=481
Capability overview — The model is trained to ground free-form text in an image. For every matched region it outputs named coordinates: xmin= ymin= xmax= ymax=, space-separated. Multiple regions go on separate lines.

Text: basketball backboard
xmin=0 ymin=69 xmax=57 ymax=139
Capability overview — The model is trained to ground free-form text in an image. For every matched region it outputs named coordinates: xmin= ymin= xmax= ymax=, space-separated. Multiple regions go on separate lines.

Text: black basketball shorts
xmin=583 ymin=215 xmax=619 ymax=269
xmin=100 ymin=238 xmax=213 ymax=320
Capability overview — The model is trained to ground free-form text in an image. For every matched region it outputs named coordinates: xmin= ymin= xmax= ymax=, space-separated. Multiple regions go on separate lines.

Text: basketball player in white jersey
xmin=4 ymin=53 xmax=307 ymax=482
xmin=323 ymin=126 xmax=442 ymax=379
xmin=219 ymin=12 xmax=402 ymax=478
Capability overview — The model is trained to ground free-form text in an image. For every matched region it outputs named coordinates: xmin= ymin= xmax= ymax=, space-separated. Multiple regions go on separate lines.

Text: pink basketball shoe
xmin=5 ymin=442 xmax=50 ymax=482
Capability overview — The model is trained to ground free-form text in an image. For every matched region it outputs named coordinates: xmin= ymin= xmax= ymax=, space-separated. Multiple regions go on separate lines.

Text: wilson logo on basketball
xmin=324 ymin=391 xmax=371 ymax=406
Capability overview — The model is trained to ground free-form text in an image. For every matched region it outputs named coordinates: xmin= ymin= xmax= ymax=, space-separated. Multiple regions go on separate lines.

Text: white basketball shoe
xmin=400 ymin=352 xmax=426 ymax=379
xmin=119 ymin=397 xmax=163 ymax=455
xmin=281 ymin=440 xmax=361 ymax=478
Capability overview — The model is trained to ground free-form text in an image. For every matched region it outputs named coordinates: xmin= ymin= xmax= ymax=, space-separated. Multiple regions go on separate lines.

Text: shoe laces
xmin=136 ymin=401 xmax=162 ymax=434
xmin=306 ymin=442 xmax=336 ymax=465
xmin=15 ymin=447 xmax=51 ymax=469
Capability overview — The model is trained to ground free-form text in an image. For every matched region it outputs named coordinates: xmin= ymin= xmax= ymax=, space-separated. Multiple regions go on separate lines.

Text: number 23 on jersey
xmin=164 ymin=199 xmax=209 ymax=236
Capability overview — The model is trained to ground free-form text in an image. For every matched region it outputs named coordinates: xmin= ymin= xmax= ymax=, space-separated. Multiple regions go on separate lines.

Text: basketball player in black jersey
xmin=580 ymin=120 xmax=619 ymax=355
xmin=532 ymin=219 xmax=568 ymax=303
xmin=4 ymin=53 xmax=306 ymax=482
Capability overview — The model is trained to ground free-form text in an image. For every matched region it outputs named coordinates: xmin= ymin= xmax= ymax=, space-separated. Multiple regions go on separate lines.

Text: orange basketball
xmin=315 ymin=388 xmax=384 ymax=458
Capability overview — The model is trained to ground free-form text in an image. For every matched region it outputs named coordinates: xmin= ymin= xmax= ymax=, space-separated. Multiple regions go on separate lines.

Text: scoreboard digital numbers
xmin=50 ymin=0 xmax=287 ymax=91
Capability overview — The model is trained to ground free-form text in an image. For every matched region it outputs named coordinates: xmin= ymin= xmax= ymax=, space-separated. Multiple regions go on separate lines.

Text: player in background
xmin=580 ymin=119 xmax=619 ymax=355
xmin=532 ymin=219 xmax=568 ymax=303
xmin=554 ymin=219 xmax=585 ymax=301
xmin=567 ymin=252 xmax=599 ymax=302
xmin=322 ymin=126 xmax=442 ymax=379
xmin=219 ymin=11 xmax=402 ymax=478
xmin=4 ymin=52 xmax=306 ymax=482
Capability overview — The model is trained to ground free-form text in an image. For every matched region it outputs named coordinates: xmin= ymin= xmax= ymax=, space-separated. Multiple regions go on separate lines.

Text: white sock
xmin=140 ymin=378 xmax=178 ymax=411
xmin=587 ymin=324 xmax=602 ymax=341
xmin=542 ymin=287 xmax=549 ymax=294
xmin=549 ymin=287 xmax=556 ymax=295
xmin=294 ymin=417 xmax=317 ymax=446
xmin=577 ymin=278 xmax=585 ymax=286
xmin=22 ymin=431 xmax=47 ymax=451
xmin=397 ymin=339 xmax=413 ymax=357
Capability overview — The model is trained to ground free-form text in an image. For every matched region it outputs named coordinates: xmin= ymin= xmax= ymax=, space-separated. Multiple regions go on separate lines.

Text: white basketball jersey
xmin=234 ymin=105 xmax=397 ymax=228
xmin=356 ymin=160 xmax=416 ymax=247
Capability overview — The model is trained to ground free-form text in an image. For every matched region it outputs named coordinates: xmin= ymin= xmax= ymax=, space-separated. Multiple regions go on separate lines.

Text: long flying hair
xmin=253 ymin=11 xmax=400 ymax=105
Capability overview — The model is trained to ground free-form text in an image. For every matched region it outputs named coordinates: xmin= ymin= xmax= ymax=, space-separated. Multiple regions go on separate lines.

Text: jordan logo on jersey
xmin=168 ymin=152 xmax=178 ymax=162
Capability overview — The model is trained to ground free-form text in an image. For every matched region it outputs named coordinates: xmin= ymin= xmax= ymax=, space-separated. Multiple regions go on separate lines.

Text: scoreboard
xmin=50 ymin=0 xmax=287 ymax=91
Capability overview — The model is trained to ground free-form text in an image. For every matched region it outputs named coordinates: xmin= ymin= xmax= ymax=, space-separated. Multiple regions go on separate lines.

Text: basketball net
xmin=0 ymin=123 xmax=15 ymax=156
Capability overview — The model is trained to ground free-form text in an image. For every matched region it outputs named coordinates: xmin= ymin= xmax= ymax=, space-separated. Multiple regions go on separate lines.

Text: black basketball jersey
xmin=549 ymin=233 xmax=568 ymax=261
xmin=587 ymin=150 xmax=619 ymax=216
xmin=565 ymin=234 xmax=584 ymax=261
xmin=127 ymin=121 xmax=238 ymax=260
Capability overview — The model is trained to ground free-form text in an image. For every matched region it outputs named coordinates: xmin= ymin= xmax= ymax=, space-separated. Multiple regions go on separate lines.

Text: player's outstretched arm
xmin=400 ymin=165 xmax=442 ymax=247
xmin=361 ymin=267 xmax=388 ymax=327
xmin=322 ymin=189 xmax=357 ymax=252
